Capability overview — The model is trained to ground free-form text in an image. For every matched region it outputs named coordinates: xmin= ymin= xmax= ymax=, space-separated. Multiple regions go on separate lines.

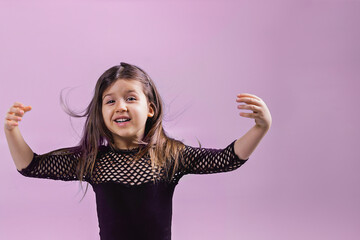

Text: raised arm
xmin=235 ymin=93 xmax=272 ymax=160
xmin=4 ymin=102 xmax=33 ymax=171
xmin=4 ymin=102 xmax=82 ymax=182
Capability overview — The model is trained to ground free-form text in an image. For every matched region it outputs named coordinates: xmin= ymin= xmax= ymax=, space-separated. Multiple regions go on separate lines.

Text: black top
xmin=17 ymin=140 xmax=248 ymax=240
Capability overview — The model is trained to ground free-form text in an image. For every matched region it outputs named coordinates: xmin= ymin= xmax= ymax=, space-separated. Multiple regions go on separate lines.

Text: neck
xmin=113 ymin=138 xmax=140 ymax=150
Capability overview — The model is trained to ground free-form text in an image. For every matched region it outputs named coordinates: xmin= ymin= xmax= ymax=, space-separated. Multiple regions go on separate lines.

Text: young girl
xmin=4 ymin=62 xmax=272 ymax=240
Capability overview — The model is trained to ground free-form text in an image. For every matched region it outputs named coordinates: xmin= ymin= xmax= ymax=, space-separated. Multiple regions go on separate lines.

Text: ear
xmin=147 ymin=103 xmax=155 ymax=118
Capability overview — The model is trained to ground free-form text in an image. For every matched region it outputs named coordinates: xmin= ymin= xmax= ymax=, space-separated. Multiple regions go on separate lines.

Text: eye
xmin=106 ymin=100 xmax=115 ymax=104
xmin=127 ymin=96 xmax=136 ymax=101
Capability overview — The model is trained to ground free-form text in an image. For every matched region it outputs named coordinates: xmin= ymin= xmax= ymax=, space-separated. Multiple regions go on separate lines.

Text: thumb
xmin=22 ymin=105 xmax=32 ymax=113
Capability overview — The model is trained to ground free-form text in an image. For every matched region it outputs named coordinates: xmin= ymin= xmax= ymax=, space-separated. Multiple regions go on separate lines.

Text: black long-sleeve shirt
xmin=17 ymin=140 xmax=248 ymax=240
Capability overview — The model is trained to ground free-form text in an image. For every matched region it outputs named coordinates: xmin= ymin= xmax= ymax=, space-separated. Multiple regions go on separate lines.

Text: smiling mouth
xmin=114 ymin=119 xmax=131 ymax=123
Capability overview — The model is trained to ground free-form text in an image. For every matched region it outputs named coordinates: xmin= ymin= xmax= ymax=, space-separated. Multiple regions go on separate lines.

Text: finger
xmin=238 ymin=104 xmax=261 ymax=112
xmin=236 ymin=97 xmax=262 ymax=106
xmin=5 ymin=119 xmax=19 ymax=127
xmin=9 ymin=107 xmax=24 ymax=115
xmin=237 ymin=93 xmax=262 ymax=101
xmin=5 ymin=113 xmax=22 ymax=121
xmin=13 ymin=102 xmax=25 ymax=108
xmin=14 ymin=104 xmax=31 ymax=112
xmin=22 ymin=106 xmax=32 ymax=112
xmin=239 ymin=112 xmax=258 ymax=118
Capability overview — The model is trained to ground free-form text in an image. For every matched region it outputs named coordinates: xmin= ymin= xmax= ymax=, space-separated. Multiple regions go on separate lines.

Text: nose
xmin=115 ymin=100 xmax=127 ymax=112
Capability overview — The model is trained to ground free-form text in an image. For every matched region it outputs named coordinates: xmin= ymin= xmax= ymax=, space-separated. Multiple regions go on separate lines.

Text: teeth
xmin=115 ymin=119 xmax=130 ymax=123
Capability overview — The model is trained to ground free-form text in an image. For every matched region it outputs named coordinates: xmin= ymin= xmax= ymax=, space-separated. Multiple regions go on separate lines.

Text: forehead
xmin=102 ymin=79 xmax=144 ymax=97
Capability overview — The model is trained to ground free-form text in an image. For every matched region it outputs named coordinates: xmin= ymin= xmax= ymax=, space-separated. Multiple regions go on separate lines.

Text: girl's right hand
xmin=4 ymin=102 xmax=32 ymax=131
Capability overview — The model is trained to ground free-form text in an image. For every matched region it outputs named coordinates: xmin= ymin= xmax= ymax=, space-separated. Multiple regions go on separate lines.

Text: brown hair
xmin=56 ymin=62 xmax=184 ymax=201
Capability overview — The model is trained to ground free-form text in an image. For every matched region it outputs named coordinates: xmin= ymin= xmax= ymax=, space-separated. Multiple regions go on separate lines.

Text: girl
xmin=4 ymin=62 xmax=272 ymax=240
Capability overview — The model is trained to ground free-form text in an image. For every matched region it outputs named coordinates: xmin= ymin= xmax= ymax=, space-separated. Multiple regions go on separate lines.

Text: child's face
xmin=101 ymin=79 xmax=154 ymax=149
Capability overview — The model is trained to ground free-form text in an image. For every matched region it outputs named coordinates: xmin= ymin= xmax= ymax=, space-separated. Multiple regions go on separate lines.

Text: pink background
xmin=1 ymin=0 xmax=359 ymax=239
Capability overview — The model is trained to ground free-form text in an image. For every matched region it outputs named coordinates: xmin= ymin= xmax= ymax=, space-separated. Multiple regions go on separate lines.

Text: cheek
xmin=102 ymin=109 xmax=109 ymax=123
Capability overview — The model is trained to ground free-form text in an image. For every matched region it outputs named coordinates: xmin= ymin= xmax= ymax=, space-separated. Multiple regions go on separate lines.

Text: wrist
xmin=254 ymin=123 xmax=270 ymax=132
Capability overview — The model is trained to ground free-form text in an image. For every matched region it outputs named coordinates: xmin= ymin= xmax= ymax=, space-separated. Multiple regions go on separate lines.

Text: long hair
xmin=56 ymin=62 xmax=184 ymax=201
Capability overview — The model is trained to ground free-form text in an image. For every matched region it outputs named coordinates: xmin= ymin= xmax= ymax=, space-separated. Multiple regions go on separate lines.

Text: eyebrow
xmin=102 ymin=90 xmax=138 ymax=100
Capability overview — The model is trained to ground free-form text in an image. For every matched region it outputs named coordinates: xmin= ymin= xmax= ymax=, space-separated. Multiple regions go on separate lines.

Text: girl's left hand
xmin=236 ymin=93 xmax=272 ymax=130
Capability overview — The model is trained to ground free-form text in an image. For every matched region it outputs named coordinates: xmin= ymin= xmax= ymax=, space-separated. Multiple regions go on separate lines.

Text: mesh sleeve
xmin=17 ymin=149 xmax=83 ymax=182
xmin=179 ymin=140 xmax=248 ymax=175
